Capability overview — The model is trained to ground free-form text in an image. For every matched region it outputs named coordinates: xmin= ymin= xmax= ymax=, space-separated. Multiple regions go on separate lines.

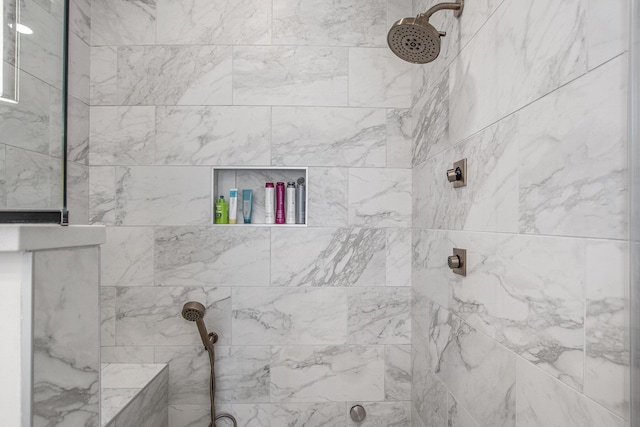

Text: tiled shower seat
xmin=101 ymin=363 xmax=169 ymax=427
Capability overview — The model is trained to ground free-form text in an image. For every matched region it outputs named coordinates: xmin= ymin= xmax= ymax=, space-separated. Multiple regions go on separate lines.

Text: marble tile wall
xmin=90 ymin=1 xmax=413 ymax=426
xmin=411 ymin=0 xmax=630 ymax=426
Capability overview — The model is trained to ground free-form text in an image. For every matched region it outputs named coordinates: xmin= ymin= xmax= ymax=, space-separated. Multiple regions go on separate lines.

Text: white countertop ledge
xmin=0 ymin=225 xmax=106 ymax=251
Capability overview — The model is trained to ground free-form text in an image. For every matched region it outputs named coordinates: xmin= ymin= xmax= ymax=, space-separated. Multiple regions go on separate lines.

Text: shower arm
xmin=418 ymin=1 xmax=463 ymax=21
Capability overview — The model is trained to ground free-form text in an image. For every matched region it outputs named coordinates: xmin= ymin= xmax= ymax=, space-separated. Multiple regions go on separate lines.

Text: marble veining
xmin=89 ymin=166 xmax=115 ymax=224
xmin=101 ymin=226 xmax=154 ymax=286
xmin=92 ymin=0 xmax=156 ymax=46
xmin=117 ymin=45 xmax=233 ymax=105
xmin=155 ymin=106 xmax=271 ymax=166
xmin=273 ymin=0 xmax=386 ymax=47
xmin=90 ymin=46 xmax=117 ymax=105
xmin=412 ymin=69 xmax=449 ymax=167
xmin=157 ymin=0 xmax=271 ymax=45
xmin=411 ymin=345 xmax=447 ymax=427
xmin=155 ymin=226 xmax=270 ymax=286
xmin=386 ymin=228 xmax=412 ymax=287
xmin=271 ymin=107 xmax=386 ymax=167
xmin=386 ymin=108 xmax=412 ymax=168
xmin=67 ymin=97 xmax=89 ymax=164
xmin=233 ymin=46 xmax=349 ymax=106
xmin=271 ymin=345 xmax=384 ymax=402
xmin=232 ymin=287 xmax=348 ymax=345
xmin=270 ymin=227 xmax=386 ymax=287
xmin=385 ymin=345 xmax=411 ymax=401
xmin=307 ymin=167 xmax=349 ymax=227
xmin=347 ymin=287 xmax=411 ymax=344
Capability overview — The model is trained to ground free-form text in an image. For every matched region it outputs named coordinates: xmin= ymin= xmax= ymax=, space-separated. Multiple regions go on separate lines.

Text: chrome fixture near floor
xmin=350 ymin=405 xmax=367 ymax=422
xmin=181 ymin=302 xmax=237 ymax=427
xmin=387 ymin=0 xmax=463 ymax=64
xmin=448 ymin=248 xmax=467 ymax=276
xmin=447 ymin=158 xmax=467 ymax=188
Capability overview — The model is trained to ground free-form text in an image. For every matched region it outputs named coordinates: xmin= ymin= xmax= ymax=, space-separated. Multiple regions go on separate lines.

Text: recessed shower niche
xmin=211 ymin=166 xmax=308 ymax=226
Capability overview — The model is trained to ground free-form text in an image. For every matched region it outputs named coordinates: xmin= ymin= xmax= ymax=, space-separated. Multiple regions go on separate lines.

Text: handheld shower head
xmin=182 ymin=301 xmax=205 ymax=322
xmin=182 ymin=301 xmax=215 ymax=351
xmin=387 ymin=0 xmax=463 ymax=64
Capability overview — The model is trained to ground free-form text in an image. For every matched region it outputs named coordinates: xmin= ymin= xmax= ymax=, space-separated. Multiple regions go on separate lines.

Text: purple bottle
xmin=276 ymin=182 xmax=285 ymax=224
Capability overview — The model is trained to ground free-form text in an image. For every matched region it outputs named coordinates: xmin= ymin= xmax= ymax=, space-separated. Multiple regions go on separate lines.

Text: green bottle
xmin=215 ymin=196 xmax=229 ymax=224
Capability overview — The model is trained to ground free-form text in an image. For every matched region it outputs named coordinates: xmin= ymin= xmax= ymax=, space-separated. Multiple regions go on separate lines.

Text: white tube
xmin=265 ymin=183 xmax=275 ymax=224
xmin=229 ymin=189 xmax=238 ymax=224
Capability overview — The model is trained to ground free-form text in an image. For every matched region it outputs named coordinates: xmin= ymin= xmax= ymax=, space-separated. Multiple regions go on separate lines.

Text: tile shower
xmin=62 ymin=0 xmax=630 ymax=425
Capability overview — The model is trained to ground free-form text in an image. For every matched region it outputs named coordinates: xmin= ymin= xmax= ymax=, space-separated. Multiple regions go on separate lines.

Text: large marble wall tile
xmin=307 ymin=167 xmax=349 ymax=227
xmin=155 ymin=106 xmax=271 ymax=165
xmin=112 ymin=367 xmax=168 ymax=427
xmin=271 ymin=107 xmax=386 ymax=167
xmin=450 ymin=232 xmax=585 ymax=390
xmin=587 ymin=0 xmax=629 ymax=70
xmin=168 ymin=405 xmax=210 ymax=427
xmin=233 ymin=46 xmax=348 ymax=106
xmin=412 ymin=69 xmax=449 ymax=166
xmin=117 ymin=45 xmax=232 ymax=106
xmin=243 ymin=403 xmax=345 ymax=427
xmin=386 ymin=228 xmax=411 ymax=287
xmin=90 ymin=106 xmax=155 ymax=165
xmin=411 ymin=346 xmax=447 ymax=427
xmin=271 ymin=345 xmax=384 ymax=402
xmin=431 ymin=306 xmax=516 ymax=427
xmin=89 ymin=165 xmax=115 ymax=224
xmin=102 ymin=346 xmax=155 ymax=364
xmin=270 ymin=227 xmax=386 ymax=287
xmin=584 ymin=240 xmax=629 ymax=418
xmin=273 ymin=0 xmax=386 ymax=47
xmin=92 ymin=0 xmax=156 ymax=46
xmin=346 ymin=401 xmax=410 ymax=427
xmin=115 ymin=166 xmax=210 ymax=225
xmin=116 ymin=286 xmax=231 ymax=346
xmin=516 ymin=358 xmax=624 ymax=427
xmin=449 ymin=0 xmax=587 ymax=144
xmin=66 ymin=162 xmax=89 ymax=224
xmin=101 ymin=226 xmax=154 ymax=286
xmin=0 ymin=72 xmax=51 ymax=154
xmin=232 ymin=287 xmax=348 ymax=345
xmin=90 ymin=46 xmax=117 ymax=105
xmin=32 ymin=248 xmax=100 ymax=427
xmin=413 ymin=116 xmax=519 ymax=233
xmin=385 ymin=345 xmax=411 ymax=401
xmin=348 ymin=168 xmax=411 ymax=227
xmin=20 ymin=0 xmax=64 ymax=89
xmin=157 ymin=0 xmax=270 ymax=45
xmin=5 ymin=146 xmax=52 ymax=209
xmin=67 ymin=97 xmax=89 ymax=164
xmin=518 ymin=55 xmax=627 ymax=240
xmin=155 ymin=346 xmax=270 ymax=404
xmin=412 ymin=229 xmax=450 ymax=309
xmin=348 ymin=287 xmax=410 ymax=344
xmin=69 ymin=0 xmax=90 ymax=44
xmin=155 ymin=227 xmax=270 ymax=287
xmin=387 ymin=0 xmax=413 ymax=30
xmin=68 ymin=34 xmax=90 ymax=104
xmin=101 ymin=288 xmax=116 ymax=346
xmin=349 ymin=48 xmax=412 ymax=108
xmin=448 ymin=394 xmax=480 ymax=427
xmin=387 ymin=109 xmax=412 ymax=169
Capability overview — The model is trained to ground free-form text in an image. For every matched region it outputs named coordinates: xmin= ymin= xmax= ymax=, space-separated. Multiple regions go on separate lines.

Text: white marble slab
xmin=385 ymin=345 xmax=411 ymax=401
xmin=307 ymin=167 xmax=349 ymax=227
xmin=101 ymin=226 xmax=154 ymax=287
xmin=347 ymin=287 xmax=411 ymax=344
xmin=92 ymin=0 xmax=156 ymax=46
xmin=90 ymin=46 xmax=117 ymax=105
xmin=386 ymin=108 xmax=412 ymax=169
xmin=101 ymin=363 xmax=167 ymax=389
xmin=233 ymin=46 xmax=348 ymax=106
xmin=587 ymin=0 xmax=628 ymax=70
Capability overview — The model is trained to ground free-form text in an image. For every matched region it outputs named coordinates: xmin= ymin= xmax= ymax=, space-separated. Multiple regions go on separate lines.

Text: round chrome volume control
xmin=350 ymin=405 xmax=366 ymax=422
xmin=448 ymin=255 xmax=461 ymax=269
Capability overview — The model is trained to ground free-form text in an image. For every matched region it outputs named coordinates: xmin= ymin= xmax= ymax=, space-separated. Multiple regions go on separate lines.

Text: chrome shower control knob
xmin=447 ymin=167 xmax=462 ymax=182
xmin=350 ymin=405 xmax=366 ymax=422
xmin=448 ymin=255 xmax=461 ymax=269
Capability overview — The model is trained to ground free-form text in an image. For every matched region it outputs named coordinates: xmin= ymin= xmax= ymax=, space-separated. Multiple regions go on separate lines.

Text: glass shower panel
xmin=0 ymin=0 xmax=66 ymax=213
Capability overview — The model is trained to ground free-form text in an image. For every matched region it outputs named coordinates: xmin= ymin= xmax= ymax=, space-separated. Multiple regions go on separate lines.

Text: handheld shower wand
xmin=181 ymin=302 xmax=236 ymax=427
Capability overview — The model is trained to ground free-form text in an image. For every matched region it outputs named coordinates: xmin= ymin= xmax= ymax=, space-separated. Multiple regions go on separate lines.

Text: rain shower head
xmin=387 ymin=0 xmax=463 ymax=64
xmin=182 ymin=301 xmax=205 ymax=322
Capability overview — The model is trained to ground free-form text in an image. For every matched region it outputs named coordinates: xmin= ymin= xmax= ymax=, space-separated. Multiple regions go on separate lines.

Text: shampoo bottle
xmin=265 ymin=183 xmax=275 ymax=224
xmin=286 ymin=182 xmax=296 ymax=224
xmin=215 ymin=196 xmax=228 ymax=224
xmin=276 ymin=182 xmax=285 ymax=224
xmin=295 ymin=177 xmax=305 ymax=224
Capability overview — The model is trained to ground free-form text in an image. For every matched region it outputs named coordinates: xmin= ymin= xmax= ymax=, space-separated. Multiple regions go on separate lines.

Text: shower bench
xmin=101 ymin=363 xmax=169 ymax=427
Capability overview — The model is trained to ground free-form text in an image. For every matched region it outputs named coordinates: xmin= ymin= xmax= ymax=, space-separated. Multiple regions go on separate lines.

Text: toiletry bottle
xmin=276 ymin=182 xmax=285 ymax=224
xmin=215 ymin=196 xmax=229 ymax=224
xmin=286 ymin=182 xmax=296 ymax=224
xmin=265 ymin=183 xmax=275 ymax=224
xmin=295 ymin=177 xmax=306 ymax=224
xmin=242 ymin=189 xmax=253 ymax=224
xmin=229 ymin=189 xmax=238 ymax=224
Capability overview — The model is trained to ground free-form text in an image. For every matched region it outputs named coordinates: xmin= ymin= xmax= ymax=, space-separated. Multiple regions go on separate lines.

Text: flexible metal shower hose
xmin=207 ymin=342 xmax=237 ymax=427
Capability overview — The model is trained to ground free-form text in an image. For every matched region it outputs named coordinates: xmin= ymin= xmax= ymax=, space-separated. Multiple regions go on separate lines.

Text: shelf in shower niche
xmin=211 ymin=166 xmax=308 ymax=227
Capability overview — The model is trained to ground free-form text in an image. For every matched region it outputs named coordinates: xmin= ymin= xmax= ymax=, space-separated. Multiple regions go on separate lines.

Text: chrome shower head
xmin=387 ymin=0 xmax=463 ymax=64
xmin=182 ymin=301 xmax=205 ymax=322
